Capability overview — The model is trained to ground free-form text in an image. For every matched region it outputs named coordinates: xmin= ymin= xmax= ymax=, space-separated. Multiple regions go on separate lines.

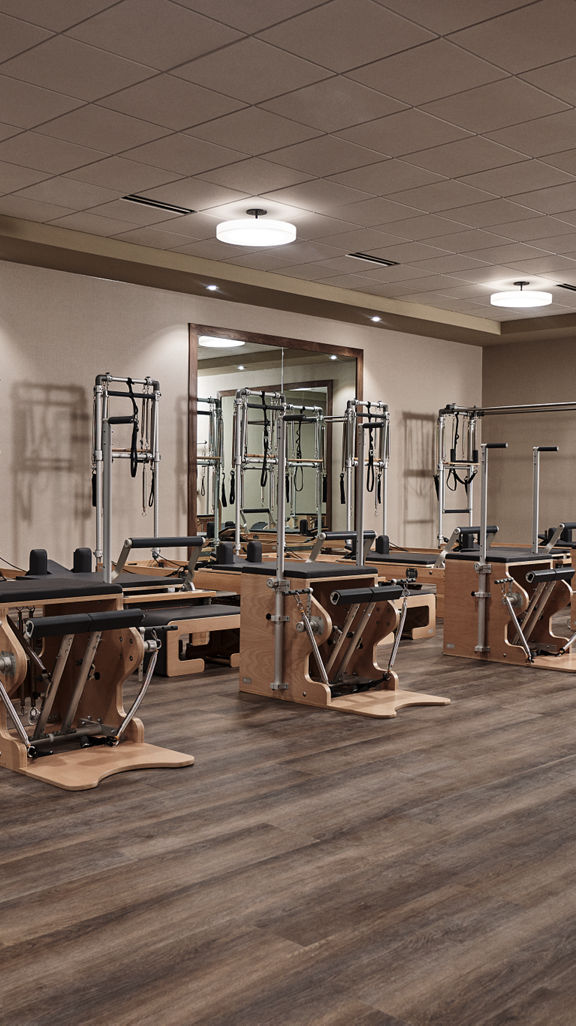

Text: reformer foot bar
xmin=238 ymin=406 xmax=448 ymax=717
xmin=0 ymin=578 xmax=193 ymax=789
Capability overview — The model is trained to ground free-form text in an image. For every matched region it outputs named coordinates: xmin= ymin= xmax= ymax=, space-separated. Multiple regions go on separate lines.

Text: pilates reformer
xmin=443 ymin=442 xmax=576 ymax=670
xmin=0 ymin=574 xmax=194 ymax=789
xmin=25 ymin=538 xmax=241 ymax=679
xmin=238 ymin=405 xmax=448 ymax=716
xmin=329 ymin=398 xmax=390 ymax=536
xmin=231 ymin=388 xmax=326 ymax=554
xmin=196 ymin=396 xmax=224 ymax=546
xmin=93 ymin=373 xmax=161 ymax=580
xmin=436 ymin=400 xmax=576 ymax=547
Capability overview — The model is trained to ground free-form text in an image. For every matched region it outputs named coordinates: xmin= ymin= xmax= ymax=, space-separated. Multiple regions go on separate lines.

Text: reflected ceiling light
xmin=216 ymin=207 xmax=296 ymax=247
xmin=370 ymin=315 xmax=382 ymax=323
xmin=198 ymin=335 xmax=245 ymax=349
xmin=490 ymin=280 xmax=552 ymax=308
xmin=205 ymin=284 xmax=218 ymax=291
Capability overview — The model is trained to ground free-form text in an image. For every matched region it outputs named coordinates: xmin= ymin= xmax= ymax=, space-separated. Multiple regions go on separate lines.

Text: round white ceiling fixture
xmin=490 ymin=280 xmax=552 ymax=308
xmin=198 ymin=335 xmax=245 ymax=349
xmin=216 ymin=208 xmax=296 ymax=247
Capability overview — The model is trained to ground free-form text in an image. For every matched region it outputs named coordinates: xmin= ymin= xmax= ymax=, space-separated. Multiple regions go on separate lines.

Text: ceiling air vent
xmin=557 ymin=282 xmax=576 ymax=291
xmin=347 ymin=252 xmax=399 ymax=267
xmin=122 ymin=194 xmax=195 ymax=215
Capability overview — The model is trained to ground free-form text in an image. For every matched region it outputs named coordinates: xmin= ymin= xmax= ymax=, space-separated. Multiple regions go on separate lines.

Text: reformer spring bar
xmin=475 ymin=443 xmax=508 ymax=653
xmin=532 ymin=446 xmax=559 ymax=555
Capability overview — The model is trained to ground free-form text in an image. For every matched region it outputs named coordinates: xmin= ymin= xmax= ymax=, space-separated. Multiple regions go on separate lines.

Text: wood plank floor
xmin=4 ymin=630 xmax=576 ymax=1025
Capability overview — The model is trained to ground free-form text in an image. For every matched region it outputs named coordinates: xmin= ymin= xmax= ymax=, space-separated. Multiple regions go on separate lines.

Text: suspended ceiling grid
xmin=1 ymin=0 xmax=576 ymax=341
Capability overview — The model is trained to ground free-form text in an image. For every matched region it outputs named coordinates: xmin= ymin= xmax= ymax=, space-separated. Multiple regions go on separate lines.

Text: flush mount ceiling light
xmin=198 ymin=335 xmax=245 ymax=349
xmin=216 ymin=207 xmax=296 ymax=247
xmin=490 ymin=280 xmax=552 ymax=308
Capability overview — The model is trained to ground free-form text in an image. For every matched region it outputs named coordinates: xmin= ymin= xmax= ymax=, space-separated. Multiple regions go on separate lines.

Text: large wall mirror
xmin=188 ymin=325 xmax=362 ymax=536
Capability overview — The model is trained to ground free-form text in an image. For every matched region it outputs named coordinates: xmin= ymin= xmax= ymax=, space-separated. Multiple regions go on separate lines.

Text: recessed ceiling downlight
xmin=198 ymin=336 xmax=245 ymax=349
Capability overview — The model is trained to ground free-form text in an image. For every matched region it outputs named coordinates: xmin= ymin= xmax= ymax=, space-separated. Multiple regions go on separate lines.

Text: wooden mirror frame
xmin=187 ymin=324 xmax=363 ymax=533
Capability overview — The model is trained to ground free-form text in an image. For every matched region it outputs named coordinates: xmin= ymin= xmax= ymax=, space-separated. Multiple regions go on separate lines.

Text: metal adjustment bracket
xmin=266 ymin=577 xmax=290 ymax=593
xmin=269 ymin=614 xmax=289 ymax=623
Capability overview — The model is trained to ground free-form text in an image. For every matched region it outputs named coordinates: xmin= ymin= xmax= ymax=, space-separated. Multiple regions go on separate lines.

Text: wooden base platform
xmin=15 ymin=742 xmax=194 ymax=791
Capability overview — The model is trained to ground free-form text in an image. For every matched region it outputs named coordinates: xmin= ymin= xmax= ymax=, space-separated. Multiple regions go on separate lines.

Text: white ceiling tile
xmin=169 ymin=0 xmax=328 ymax=33
xmin=327 ymin=196 xmax=424 ymax=226
xmin=261 ymin=179 xmax=372 ymax=213
xmin=373 ymin=0 xmax=536 ymax=34
xmin=524 ymin=233 xmax=576 ymax=255
xmin=366 ymin=240 xmax=452 ymax=262
xmin=390 ymin=180 xmax=496 ymax=211
xmin=189 ymin=108 xmax=319 ymax=156
xmin=199 ymin=158 xmax=310 ymax=194
xmin=541 ymin=150 xmax=576 ymax=176
xmin=219 ymin=249 xmax=308 ymax=272
xmin=491 ymin=216 xmax=576 ymax=242
xmin=329 ymin=159 xmax=444 ymax=195
xmin=98 ymin=75 xmax=245 ymax=131
xmin=123 ymin=133 xmax=248 ymax=174
xmin=50 ymin=210 xmax=137 ymax=235
xmin=512 ymin=183 xmax=576 ymax=214
xmin=459 ymin=160 xmax=576 ymax=196
xmin=378 ymin=213 xmax=472 ymax=240
xmin=348 ymin=39 xmax=506 ymax=105
xmin=404 ymin=137 xmax=527 ymax=177
xmin=445 ymin=264 xmax=524 ymax=284
xmin=312 ymin=226 xmax=407 ymax=251
xmin=339 ymin=108 xmax=469 ymax=157
xmin=66 ymin=156 xmax=183 ymax=191
xmin=423 ymin=78 xmax=569 ymax=134
xmin=265 ymin=136 xmax=394 ymax=176
xmin=113 ymin=224 xmax=200 ymax=248
xmin=409 ymin=254 xmax=488 ymax=273
xmin=38 ymin=106 xmax=171 ymax=154
xmin=173 ymin=37 xmax=330 ymax=104
xmin=488 ymin=110 xmax=576 ymax=158
xmin=1 ymin=35 xmax=155 ymax=101
xmin=0 ymin=131 xmax=107 ymax=173
xmin=171 ymin=237 xmax=258 ymax=259
xmin=419 ymin=229 xmax=513 ymax=253
xmin=0 ymin=194 xmax=74 ymax=220
xmin=67 ymin=0 xmax=242 ymax=71
xmin=0 ymin=1 xmax=121 ymax=31
xmin=261 ymin=78 xmax=406 ymax=133
xmin=0 ymin=75 xmax=83 ymax=129
xmin=430 ymin=198 xmax=541 ymax=229
xmin=0 ymin=124 xmax=21 ymax=143
xmin=460 ymin=241 xmax=550 ymax=262
xmin=449 ymin=0 xmax=576 ymax=74
xmin=256 ymin=240 xmax=342 ymax=266
xmin=522 ymin=57 xmax=576 ymax=106
xmin=297 ymin=216 xmax=361 ymax=241
xmin=0 ymin=161 xmax=48 ymax=194
xmin=139 ymin=178 xmax=249 ymax=210
xmin=258 ymin=0 xmax=434 ymax=73
xmin=12 ymin=177 xmax=117 ymax=208
xmin=88 ymin=199 xmax=185 ymax=225
xmin=0 ymin=11 xmax=52 ymax=60
xmin=507 ymin=253 xmax=576 ymax=273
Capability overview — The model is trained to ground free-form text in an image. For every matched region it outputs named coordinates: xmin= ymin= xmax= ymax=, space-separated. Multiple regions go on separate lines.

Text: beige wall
xmin=482 ymin=340 xmax=576 ymax=543
xmin=0 ymin=258 xmax=482 ymax=567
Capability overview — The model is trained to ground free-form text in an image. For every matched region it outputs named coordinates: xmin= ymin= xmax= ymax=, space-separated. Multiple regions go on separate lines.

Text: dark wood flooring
xmin=4 ymin=629 xmax=576 ymax=1025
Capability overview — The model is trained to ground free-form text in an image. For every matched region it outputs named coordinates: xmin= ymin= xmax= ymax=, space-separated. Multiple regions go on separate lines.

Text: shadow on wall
xmin=401 ymin=412 xmax=436 ymax=546
xmin=12 ymin=382 xmax=91 ymax=563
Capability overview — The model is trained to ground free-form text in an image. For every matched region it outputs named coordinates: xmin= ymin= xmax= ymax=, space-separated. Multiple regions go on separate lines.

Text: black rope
xmin=126 ymin=377 xmax=139 ymax=479
xmin=260 ymin=392 xmax=269 ymax=488
xmin=366 ymin=402 xmax=375 ymax=493
xmin=229 ymin=469 xmax=235 ymax=504
xmin=294 ymin=407 xmax=304 ymax=492
xmin=340 ymin=472 xmax=346 ymax=504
